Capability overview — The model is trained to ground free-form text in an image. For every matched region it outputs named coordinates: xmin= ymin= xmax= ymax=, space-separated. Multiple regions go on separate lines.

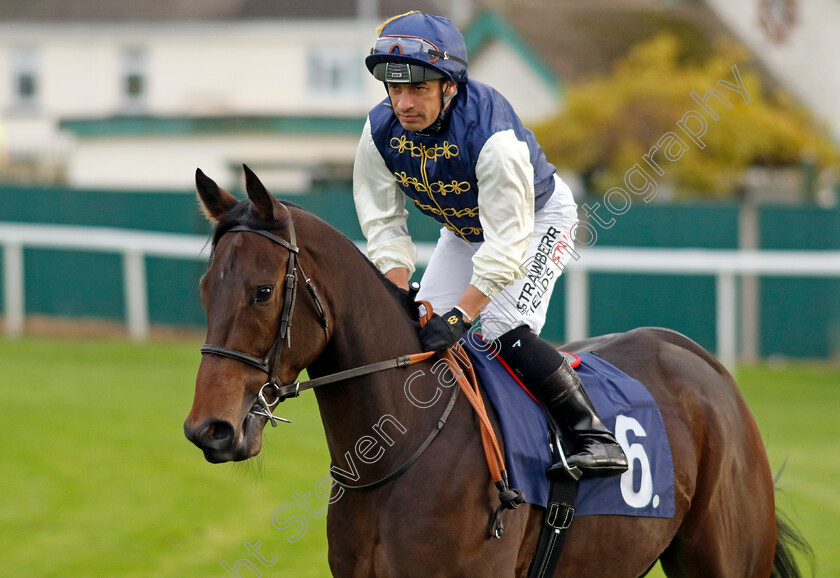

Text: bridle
xmin=198 ymin=206 xmax=434 ymax=427
xmin=196 ymin=206 xmax=518 ymax=517
xmin=200 ymin=205 xmax=330 ymax=424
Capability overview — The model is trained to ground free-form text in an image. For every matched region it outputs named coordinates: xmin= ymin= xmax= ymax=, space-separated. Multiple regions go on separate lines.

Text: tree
xmin=534 ymin=34 xmax=840 ymax=199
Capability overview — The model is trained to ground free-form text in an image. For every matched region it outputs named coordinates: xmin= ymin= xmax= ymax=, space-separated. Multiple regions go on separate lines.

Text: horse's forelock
xmin=210 ymin=200 xmax=298 ymax=248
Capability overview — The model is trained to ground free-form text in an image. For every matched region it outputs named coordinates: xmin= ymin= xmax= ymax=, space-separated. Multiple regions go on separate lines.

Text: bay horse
xmin=184 ymin=166 xmax=807 ymax=577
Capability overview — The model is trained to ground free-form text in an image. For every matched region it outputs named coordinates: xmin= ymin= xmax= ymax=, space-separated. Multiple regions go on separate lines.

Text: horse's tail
xmin=771 ymin=509 xmax=814 ymax=578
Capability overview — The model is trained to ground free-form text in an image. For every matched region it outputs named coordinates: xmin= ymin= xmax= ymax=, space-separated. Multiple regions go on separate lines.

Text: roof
xmin=0 ymin=0 xmax=461 ymax=23
xmin=0 ymin=1 xmax=736 ymax=87
xmin=487 ymin=0 xmax=734 ymax=84
xmin=465 ymin=10 xmax=557 ymax=91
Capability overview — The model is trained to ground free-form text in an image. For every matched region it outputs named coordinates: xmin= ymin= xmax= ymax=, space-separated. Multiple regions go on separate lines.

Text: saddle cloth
xmin=458 ymin=338 xmax=675 ymax=518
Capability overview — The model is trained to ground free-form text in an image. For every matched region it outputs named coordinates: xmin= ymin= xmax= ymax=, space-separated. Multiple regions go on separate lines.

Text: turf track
xmin=1 ymin=336 xmax=832 ymax=577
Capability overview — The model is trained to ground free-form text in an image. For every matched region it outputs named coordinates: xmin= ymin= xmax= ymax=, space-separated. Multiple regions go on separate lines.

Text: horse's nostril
xmin=185 ymin=419 xmax=235 ymax=452
xmin=207 ymin=420 xmax=234 ymax=442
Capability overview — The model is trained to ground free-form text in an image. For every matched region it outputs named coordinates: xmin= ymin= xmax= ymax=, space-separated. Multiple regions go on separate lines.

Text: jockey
xmin=353 ymin=12 xmax=628 ymax=479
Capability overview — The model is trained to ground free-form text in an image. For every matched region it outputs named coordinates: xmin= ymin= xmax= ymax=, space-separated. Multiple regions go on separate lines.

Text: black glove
xmin=420 ymin=307 xmax=472 ymax=351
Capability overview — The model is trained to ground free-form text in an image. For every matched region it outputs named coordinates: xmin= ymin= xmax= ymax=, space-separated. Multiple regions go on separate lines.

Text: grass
xmin=1 ymin=336 xmax=835 ymax=577
xmin=1 ymin=336 xmax=332 ymax=577
xmin=739 ymin=363 xmax=838 ymax=576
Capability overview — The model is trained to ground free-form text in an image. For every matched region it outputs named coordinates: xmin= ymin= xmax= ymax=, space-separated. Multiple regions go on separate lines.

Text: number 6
xmin=615 ymin=415 xmax=653 ymax=508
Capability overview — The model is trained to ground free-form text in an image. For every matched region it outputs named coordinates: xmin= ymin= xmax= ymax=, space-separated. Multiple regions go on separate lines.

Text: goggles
xmin=370 ymin=36 xmax=467 ymax=67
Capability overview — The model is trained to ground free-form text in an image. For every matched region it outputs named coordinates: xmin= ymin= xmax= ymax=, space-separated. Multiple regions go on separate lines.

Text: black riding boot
xmin=533 ymin=360 xmax=629 ymax=479
xmin=495 ymin=325 xmax=628 ymax=479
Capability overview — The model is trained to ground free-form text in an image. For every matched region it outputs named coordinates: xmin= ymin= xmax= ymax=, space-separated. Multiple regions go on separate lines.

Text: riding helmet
xmin=365 ymin=12 xmax=469 ymax=85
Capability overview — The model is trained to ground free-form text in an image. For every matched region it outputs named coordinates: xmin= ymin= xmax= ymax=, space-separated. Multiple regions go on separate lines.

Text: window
xmin=307 ymin=48 xmax=363 ymax=99
xmin=10 ymin=48 xmax=39 ymax=110
xmin=120 ymin=48 xmax=147 ymax=113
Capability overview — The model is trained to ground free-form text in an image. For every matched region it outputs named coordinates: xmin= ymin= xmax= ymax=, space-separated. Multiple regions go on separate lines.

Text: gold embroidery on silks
xmin=430 ymin=180 xmax=470 ymax=196
xmin=390 ymin=135 xmax=475 ymax=241
xmin=409 ymin=200 xmax=483 ymax=238
xmin=410 ymin=199 xmax=479 ymax=219
xmin=395 ymin=172 xmax=427 ymax=193
xmin=395 ymin=173 xmax=471 ymax=197
xmin=444 ymin=223 xmax=483 ymax=237
xmin=390 ymin=136 xmax=459 ymax=161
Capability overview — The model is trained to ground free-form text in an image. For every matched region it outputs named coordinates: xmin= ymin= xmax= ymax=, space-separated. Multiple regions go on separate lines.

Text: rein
xmin=200 ymin=210 xmax=521 ymax=535
xmin=323 ymin=303 xmax=523 ymax=536
xmin=433 ymin=342 xmax=525 ymax=537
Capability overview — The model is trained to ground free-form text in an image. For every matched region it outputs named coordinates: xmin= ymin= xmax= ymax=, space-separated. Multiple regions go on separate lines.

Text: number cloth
xmin=459 ymin=337 xmax=676 ymax=518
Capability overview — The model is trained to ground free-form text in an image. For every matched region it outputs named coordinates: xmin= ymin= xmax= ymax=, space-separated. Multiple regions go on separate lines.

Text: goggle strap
xmin=428 ymin=49 xmax=467 ymax=67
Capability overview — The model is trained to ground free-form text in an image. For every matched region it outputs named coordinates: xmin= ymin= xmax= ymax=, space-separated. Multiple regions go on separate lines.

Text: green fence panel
xmin=147 ymin=257 xmax=208 ymax=327
xmin=587 ymin=272 xmax=718 ymax=351
xmin=0 ymin=186 xmax=209 ymax=234
xmin=24 ymin=249 xmax=124 ymax=320
xmin=759 ymin=205 xmax=840 ymax=358
xmin=585 ymin=202 xmax=739 ymax=248
xmin=760 ymin=277 xmax=837 ymax=358
xmin=563 ymin=201 xmax=739 ymax=348
xmin=4 ymin=184 xmax=839 ymax=359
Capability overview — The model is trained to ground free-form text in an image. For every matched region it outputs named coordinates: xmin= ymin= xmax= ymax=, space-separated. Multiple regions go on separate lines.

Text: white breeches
xmin=416 ymin=191 xmax=579 ymax=341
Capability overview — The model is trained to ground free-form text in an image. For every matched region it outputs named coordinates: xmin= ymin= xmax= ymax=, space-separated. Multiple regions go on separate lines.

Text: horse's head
xmin=184 ymin=166 xmax=330 ymax=463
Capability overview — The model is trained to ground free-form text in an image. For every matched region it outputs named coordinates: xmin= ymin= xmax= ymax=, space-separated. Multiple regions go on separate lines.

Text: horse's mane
xmin=209 ymin=199 xmax=419 ymax=323
xmin=357 ymin=251 xmax=421 ymax=324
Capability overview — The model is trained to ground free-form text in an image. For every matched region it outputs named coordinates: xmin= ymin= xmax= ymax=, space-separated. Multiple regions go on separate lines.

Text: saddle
xmin=454 ymin=337 xmax=676 ymax=576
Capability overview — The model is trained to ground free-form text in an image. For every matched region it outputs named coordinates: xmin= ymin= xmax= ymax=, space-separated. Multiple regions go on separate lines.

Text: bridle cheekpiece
xmin=199 ymin=206 xmax=329 ymax=426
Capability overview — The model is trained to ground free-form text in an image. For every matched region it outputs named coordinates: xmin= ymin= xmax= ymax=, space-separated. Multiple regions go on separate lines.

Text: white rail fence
xmin=0 ymin=223 xmax=210 ymax=342
xmin=3 ymin=222 xmax=840 ymax=368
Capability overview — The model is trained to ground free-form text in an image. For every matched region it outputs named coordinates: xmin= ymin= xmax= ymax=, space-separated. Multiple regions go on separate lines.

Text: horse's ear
xmin=196 ymin=168 xmax=238 ymax=223
xmin=243 ymin=164 xmax=283 ymax=222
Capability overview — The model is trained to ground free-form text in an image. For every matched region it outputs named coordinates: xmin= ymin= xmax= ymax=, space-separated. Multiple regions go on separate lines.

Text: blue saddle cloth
xmin=459 ymin=339 xmax=675 ymax=518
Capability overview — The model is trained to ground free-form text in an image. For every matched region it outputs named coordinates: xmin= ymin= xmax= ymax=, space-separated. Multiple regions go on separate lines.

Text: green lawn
xmin=1 ymin=336 xmax=332 ymax=577
xmin=1 ymin=336 xmax=834 ymax=577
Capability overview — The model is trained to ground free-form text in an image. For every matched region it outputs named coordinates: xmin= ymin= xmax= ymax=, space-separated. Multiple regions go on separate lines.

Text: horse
xmin=184 ymin=166 xmax=808 ymax=577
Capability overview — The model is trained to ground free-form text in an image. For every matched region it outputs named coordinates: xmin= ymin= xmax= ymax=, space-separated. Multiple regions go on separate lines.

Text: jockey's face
xmin=387 ymin=80 xmax=454 ymax=132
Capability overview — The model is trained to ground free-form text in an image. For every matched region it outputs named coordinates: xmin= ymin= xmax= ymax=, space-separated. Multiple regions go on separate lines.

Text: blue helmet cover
xmin=365 ymin=12 xmax=469 ymax=84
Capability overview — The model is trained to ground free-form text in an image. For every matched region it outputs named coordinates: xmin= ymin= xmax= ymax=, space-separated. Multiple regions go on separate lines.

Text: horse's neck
xmin=305 ymin=239 xmax=437 ymax=474
xmin=313 ymin=253 xmax=421 ymax=371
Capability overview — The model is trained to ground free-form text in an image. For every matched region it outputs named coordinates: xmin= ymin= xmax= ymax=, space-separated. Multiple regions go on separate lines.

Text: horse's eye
xmin=254 ymin=286 xmax=273 ymax=303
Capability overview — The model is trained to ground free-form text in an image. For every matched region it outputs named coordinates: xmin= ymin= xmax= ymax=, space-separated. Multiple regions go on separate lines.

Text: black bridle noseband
xmin=200 ymin=207 xmax=330 ymax=425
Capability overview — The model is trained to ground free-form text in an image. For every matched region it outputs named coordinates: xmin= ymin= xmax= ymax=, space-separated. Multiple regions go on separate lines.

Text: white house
xmin=704 ymin=0 xmax=840 ymax=143
xmin=0 ymin=1 xmax=560 ymax=191
xmin=6 ymin=0 xmax=834 ymax=194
